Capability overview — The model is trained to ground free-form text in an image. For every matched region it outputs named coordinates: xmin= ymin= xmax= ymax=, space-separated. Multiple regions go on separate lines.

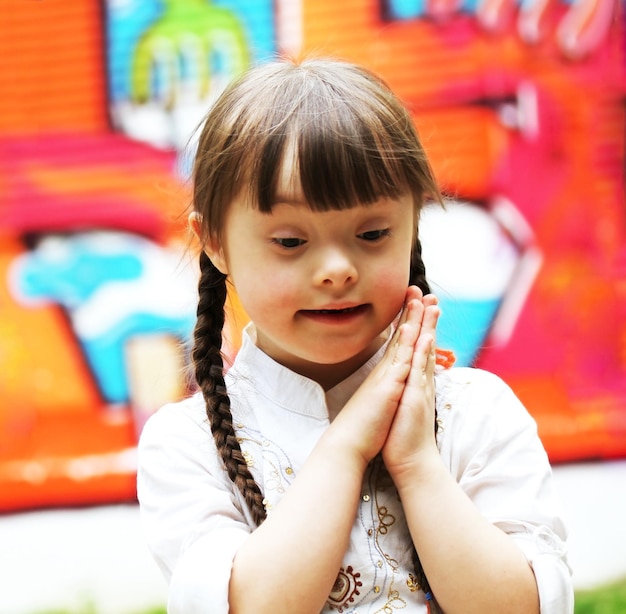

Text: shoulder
xmin=435 ymin=367 xmax=541 ymax=460
xmin=137 ymin=393 xmax=256 ymax=584
xmin=137 ymin=392 xmax=247 ymax=519
xmin=435 ymin=366 xmax=520 ymax=414
xmin=140 ymin=392 xmax=211 ymax=446
xmin=434 ymin=369 xmax=568 ymax=566
xmin=137 ymin=392 xmax=223 ymax=478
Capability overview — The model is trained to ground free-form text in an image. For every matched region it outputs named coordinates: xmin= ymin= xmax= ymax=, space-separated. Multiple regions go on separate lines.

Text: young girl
xmin=137 ymin=57 xmax=573 ymax=614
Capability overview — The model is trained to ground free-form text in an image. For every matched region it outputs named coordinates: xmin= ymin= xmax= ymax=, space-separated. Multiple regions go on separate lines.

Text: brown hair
xmin=190 ymin=56 xmax=442 ymax=609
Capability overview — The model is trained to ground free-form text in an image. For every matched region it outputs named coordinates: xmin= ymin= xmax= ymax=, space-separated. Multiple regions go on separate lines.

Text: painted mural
xmin=0 ymin=0 xmax=624 ymax=512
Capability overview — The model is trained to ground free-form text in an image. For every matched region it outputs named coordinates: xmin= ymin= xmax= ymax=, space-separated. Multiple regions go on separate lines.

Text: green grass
xmin=31 ymin=579 xmax=626 ymax=614
xmin=33 ymin=607 xmax=166 ymax=614
xmin=574 ymin=579 xmax=626 ymax=614
xmin=34 ymin=605 xmax=167 ymax=614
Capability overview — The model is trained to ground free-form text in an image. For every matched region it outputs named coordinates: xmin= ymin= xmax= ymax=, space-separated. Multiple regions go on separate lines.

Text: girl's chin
xmin=297 ymin=338 xmax=385 ymax=368
xmin=256 ymin=325 xmax=388 ymax=369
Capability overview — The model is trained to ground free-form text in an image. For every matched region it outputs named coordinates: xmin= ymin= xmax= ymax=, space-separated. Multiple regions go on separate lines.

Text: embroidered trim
xmin=328 ymin=566 xmax=363 ymax=612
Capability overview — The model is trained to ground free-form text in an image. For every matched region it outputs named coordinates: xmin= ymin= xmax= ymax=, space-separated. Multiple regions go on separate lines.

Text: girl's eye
xmin=272 ymin=237 xmax=306 ymax=249
xmin=358 ymin=229 xmax=391 ymax=241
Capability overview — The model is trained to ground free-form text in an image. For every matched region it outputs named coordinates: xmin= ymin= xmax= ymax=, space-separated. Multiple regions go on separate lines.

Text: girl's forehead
xmin=250 ymin=187 xmax=414 ymax=216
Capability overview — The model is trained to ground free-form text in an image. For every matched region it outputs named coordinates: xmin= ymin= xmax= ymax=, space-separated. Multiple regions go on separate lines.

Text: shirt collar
xmin=229 ymin=323 xmax=391 ymax=421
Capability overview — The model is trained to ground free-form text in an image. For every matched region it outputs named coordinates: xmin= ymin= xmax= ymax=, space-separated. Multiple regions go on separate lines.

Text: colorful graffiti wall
xmin=0 ymin=0 xmax=624 ymax=511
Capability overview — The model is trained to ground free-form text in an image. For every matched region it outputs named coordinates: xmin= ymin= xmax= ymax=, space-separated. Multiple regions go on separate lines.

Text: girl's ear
xmin=188 ymin=211 xmax=229 ymax=274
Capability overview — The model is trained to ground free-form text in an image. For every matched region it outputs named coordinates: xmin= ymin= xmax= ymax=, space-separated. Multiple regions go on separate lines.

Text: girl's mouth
xmin=299 ymin=304 xmax=369 ymax=322
xmin=311 ymin=306 xmax=364 ymax=314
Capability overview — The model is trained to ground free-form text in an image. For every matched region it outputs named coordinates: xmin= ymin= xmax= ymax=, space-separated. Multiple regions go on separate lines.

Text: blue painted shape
xmin=82 ymin=313 xmax=194 ymax=404
xmin=386 ymin=0 xmax=426 ymax=19
xmin=18 ymin=244 xmax=142 ymax=307
xmin=14 ymin=233 xmax=197 ymax=404
xmin=106 ymin=0 xmax=161 ymax=102
xmin=104 ymin=0 xmax=276 ymax=103
xmin=436 ymin=296 xmax=501 ymax=367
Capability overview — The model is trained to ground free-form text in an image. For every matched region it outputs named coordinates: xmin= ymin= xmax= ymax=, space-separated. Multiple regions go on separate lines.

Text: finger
xmin=414 ymin=331 xmax=436 ymax=375
xmin=413 ymin=293 xmax=438 ymax=344
xmin=420 ymin=303 xmax=440 ymax=342
xmin=427 ymin=332 xmax=437 ymax=379
xmin=388 ymin=286 xmax=424 ymax=348
xmin=392 ymin=314 xmax=420 ymax=367
xmin=396 ymin=331 xmax=435 ymax=417
xmin=397 ymin=286 xmax=424 ymax=327
xmin=412 ymin=306 xmax=440 ymax=376
xmin=422 ymin=293 xmax=439 ymax=308
xmin=423 ymin=307 xmax=440 ymax=380
xmin=399 ymin=297 xmax=426 ymax=349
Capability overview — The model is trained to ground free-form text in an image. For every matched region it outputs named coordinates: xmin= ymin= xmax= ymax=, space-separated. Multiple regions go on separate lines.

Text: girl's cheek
xmin=375 ymin=261 xmax=410 ymax=289
xmin=375 ymin=268 xmax=411 ymax=308
xmin=240 ymin=270 xmax=296 ymax=307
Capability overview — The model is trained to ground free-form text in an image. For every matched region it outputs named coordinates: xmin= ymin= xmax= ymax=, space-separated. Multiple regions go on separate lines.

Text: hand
xmin=382 ymin=293 xmax=441 ymax=483
xmin=329 ymin=286 xmax=428 ymax=466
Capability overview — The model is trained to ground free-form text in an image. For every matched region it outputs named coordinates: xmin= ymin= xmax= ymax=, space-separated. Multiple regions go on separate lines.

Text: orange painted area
xmin=0 ymin=234 xmax=141 ymax=510
xmin=0 ymin=132 xmax=187 ymax=510
xmin=412 ymin=106 xmax=507 ymax=199
xmin=0 ymin=237 xmax=101 ymax=419
xmin=0 ymin=134 xmax=187 ymax=241
xmin=301 ymin=10 xmax=508 ymax=195
xmin=0 ymin=0 xmax=107 ymax=135
xmin=0 ymin=412 xmax=137 ymax=511
xmin=511 ymin=375 xmax=626 ymax=463
xmin=300 ymin=0 xmax=624 ymax=198
xmin=0 ymin=0 xmax=187 ymax=510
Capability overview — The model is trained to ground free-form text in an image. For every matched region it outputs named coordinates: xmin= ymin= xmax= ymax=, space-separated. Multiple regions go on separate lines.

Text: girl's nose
xmin=313 ymin=248 xmax=359 ymax=287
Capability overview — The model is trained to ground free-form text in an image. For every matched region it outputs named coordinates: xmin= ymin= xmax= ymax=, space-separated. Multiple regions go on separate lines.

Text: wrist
xmin=316 ymin=428 xmax=371 ymax=476
xmin=386 ymin=448 xmax=446 ymax=493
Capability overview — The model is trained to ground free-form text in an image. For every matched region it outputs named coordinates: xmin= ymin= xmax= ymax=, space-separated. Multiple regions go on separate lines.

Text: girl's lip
xmin=303 ymin=303 xmax=366 ymax=313
xmin=298 ymin=304 xmax=369 ymax=321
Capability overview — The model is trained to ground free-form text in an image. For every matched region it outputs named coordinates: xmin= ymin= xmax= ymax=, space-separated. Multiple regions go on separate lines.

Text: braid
xmin=408 ymin=237 xmax=442 ymax=613
xmin=192 ymin=251 xmax=267 ymax=526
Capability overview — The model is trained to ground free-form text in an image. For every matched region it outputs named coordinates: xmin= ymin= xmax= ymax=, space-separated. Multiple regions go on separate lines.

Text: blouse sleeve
xmin=137 ymin=398 xmax=253 ymax=613
xmin=437 ymin=368 xmax=574 ymax=614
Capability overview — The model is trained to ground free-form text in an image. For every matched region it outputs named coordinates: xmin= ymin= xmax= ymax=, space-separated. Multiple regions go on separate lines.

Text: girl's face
xmin=204 ymin=163 xmax=416 ymax=389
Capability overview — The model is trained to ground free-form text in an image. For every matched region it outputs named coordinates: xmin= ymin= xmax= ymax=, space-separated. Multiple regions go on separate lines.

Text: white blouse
xmin=137 ymin=326 xmax=573 ymax=613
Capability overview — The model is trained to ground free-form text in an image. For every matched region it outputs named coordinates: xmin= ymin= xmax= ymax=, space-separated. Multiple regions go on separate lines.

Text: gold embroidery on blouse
xmin=373 ymin=588 xmax=408 ymax=613
xmin=377 ymin=506 xmax=395 ymax=536
xmin=242 ymin=450 xmax=254 ymax=467
xmin=369 ymin=459 xmax=411 ymax=612
xmin=327 ymin=565 xmax=363 ymax=612
xmin=234 ymin=423 xmax=296 ymax=506
xmin=406 ymin=573 xmax=420 ymax=592
xmin=265 ymin=464 xmax=286 ymax=494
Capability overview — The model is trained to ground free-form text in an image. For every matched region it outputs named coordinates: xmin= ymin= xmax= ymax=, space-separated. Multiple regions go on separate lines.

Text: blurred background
xmin=0 ymin=0 xmax=624 ymax=612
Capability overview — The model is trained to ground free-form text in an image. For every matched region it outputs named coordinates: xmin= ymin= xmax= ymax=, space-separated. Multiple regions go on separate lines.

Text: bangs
xmin=193 ymin=59 xmax=439 ymax=238
xmin=297 ymin=109 xmax=412 ymax=210
xmin=251 ymin=104 xmax=414 ymax=212
xmin=240 ymin=63 xmax=429 ymax=213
